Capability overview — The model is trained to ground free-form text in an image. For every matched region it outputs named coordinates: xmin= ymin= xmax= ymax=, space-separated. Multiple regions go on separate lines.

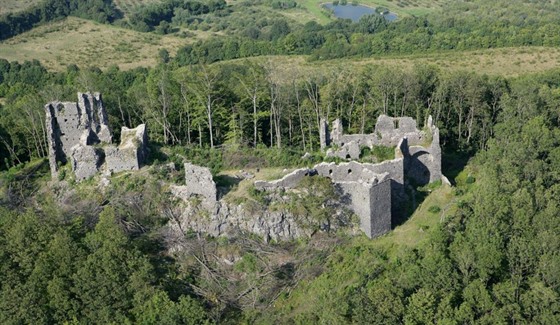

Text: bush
xmin=428 ymin=205 xmax=441 ymax=214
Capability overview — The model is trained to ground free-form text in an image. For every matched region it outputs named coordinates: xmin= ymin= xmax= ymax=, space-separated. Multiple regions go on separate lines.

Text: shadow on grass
xmin=215 ymin=174 xmax=242 ymax=198
xmin=442 ymin=149 xmax=474 ymax=185
xmin=392 ymin=149 xmax=474 ymax=228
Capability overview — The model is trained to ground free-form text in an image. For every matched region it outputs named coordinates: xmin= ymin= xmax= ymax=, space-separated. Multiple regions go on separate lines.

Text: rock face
xmin=45 ymin=92 xmax=148 ymax=181
xmin=168 ymin=200 xmax=313 ymax=243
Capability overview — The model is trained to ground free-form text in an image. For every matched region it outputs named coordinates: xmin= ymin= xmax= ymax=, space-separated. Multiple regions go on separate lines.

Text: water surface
xmin=323 ymin=3 xmax=398 ymax=22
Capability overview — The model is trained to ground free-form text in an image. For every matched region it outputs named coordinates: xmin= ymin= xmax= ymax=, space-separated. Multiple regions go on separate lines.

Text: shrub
xmin=428 ymin=205 xmax=441 ymax=214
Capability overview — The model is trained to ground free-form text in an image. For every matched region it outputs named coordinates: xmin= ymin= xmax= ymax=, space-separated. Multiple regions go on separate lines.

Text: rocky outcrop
xmin=168 ymin=200 xmax=313 ymax=243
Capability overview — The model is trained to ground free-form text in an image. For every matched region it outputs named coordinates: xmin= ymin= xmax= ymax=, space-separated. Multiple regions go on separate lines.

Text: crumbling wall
xmin=331 ymin=119 xmax=343 ymax=144
xmin=324 ymin=114 xmax=443 ymax=186
xmin=171 ymin=163 xmax=218 ymax=211
xmin=319 ymin=118 xmax=330 ymax=150
xmin=70 ymin=143 xmax=104 ymax=181
xmin=374 ymin=115 xmax=424 ymax=147
xmin=45 ymin=92 xmax=147 ymax=181
xmin=326 ymin=140 xmax=361 ymax=159
xmin=254 ymin=161 xmax=393 ymax=238
xmin=254 ymin=168 xmax=316 ymax=190
xmin=105 ymin=124 xmax=148 ymax=173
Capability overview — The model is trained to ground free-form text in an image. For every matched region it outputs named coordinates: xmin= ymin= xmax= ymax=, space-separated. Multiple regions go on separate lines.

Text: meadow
xmin=0 ymin=17 xmax=214 ymax=70
xmin=0 ymin=0 xmax=43 ymax=15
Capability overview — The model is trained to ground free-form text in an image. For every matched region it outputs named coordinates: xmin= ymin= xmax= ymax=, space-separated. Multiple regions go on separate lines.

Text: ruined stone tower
xmin=45 ymin=92 xmax=148 ymax=180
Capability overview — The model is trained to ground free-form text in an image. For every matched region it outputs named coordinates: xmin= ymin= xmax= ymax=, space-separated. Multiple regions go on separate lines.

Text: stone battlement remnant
xmin=45 ymin=92 xmax=148 ymax=180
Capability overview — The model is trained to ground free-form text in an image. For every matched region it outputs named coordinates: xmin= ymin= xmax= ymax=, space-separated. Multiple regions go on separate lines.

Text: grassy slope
xmin=226 ymin=46 xmax=560 ymax=78
xmin=0 ymin=0 xmax=42 ymax=15
xmin=268 ymin=177 xmax=467 ymax=320
xmin=0 ymin=17 xmax=215 ymax=71
xmin=3 ymin=16 xmax=560 ymax=76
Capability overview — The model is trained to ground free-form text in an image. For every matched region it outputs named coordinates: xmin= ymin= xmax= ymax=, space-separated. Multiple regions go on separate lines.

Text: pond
xmin=322 ymin=3 xmax=398 ymax=22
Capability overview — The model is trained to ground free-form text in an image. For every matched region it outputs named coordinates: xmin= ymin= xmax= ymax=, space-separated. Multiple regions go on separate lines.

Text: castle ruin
xmin=255 ymin=114 xmax=443 ymax=238
xmin=171 ymin=114 xmax=444 ymax=240
xmin=46 ymin=96 xmax=445 ymax=240
xmin=45 ymin=92 xmax=148 ymax=180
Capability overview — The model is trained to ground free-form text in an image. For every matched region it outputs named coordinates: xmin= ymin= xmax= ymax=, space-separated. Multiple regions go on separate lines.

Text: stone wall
xmin=44 ymin=94 xmax=112 ymax=176
xmin=45 ymin=92 xmax=147 ymax=181
xmin=171 ymin=163 xmax=218 ymax=211
xmin=325 ymin=114 xmax=442 ymax=186
xmin=254 ymin=161 xmax=394 ymax=238
xmin=105 ymin=124 xmax=148 ymax=174
xmin=254 ymin=168 xmax=316 ymax=190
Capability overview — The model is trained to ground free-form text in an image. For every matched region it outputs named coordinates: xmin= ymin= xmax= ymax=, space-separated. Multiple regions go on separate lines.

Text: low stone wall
xmin=254 ymin=168 xmax=316 ymax=190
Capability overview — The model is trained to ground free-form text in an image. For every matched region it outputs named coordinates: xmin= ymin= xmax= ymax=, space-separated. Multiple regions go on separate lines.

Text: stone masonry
xmin=254 ymin=160 xmax=398 ymax=239
xmin=170 ymin=114 xmax=444 ymax=240
xmin=326 ymin=114 xmax=442 ymax=185
xmin=45 ymin=92 xmax=148 ymax=181
xmin=171 ymin=163 xmax=218 ymax=211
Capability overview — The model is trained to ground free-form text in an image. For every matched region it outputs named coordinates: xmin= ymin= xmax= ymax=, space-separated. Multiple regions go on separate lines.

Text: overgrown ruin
xmin=170 ymin=114 xmax=444 ymax=240
xmin=45 ymin=92 xmax=148 ymax=180
xmin=254 ymin=114 xmax=443 ymax=238
xmin=46 ymin=97 xmax=444 ymax=239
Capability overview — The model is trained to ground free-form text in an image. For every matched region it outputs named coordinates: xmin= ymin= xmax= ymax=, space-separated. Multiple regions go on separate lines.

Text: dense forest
xmin=1 ymin=0 xmax=560 ymax=323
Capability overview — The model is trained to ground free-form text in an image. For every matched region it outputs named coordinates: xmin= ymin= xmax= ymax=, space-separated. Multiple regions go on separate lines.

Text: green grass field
xmin=227 ymin=46 xmax=560 ymax=79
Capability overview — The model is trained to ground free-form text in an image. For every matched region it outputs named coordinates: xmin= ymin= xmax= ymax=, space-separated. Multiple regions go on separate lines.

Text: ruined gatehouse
xmin=45 ymin=92 xmax=148 ymax=180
